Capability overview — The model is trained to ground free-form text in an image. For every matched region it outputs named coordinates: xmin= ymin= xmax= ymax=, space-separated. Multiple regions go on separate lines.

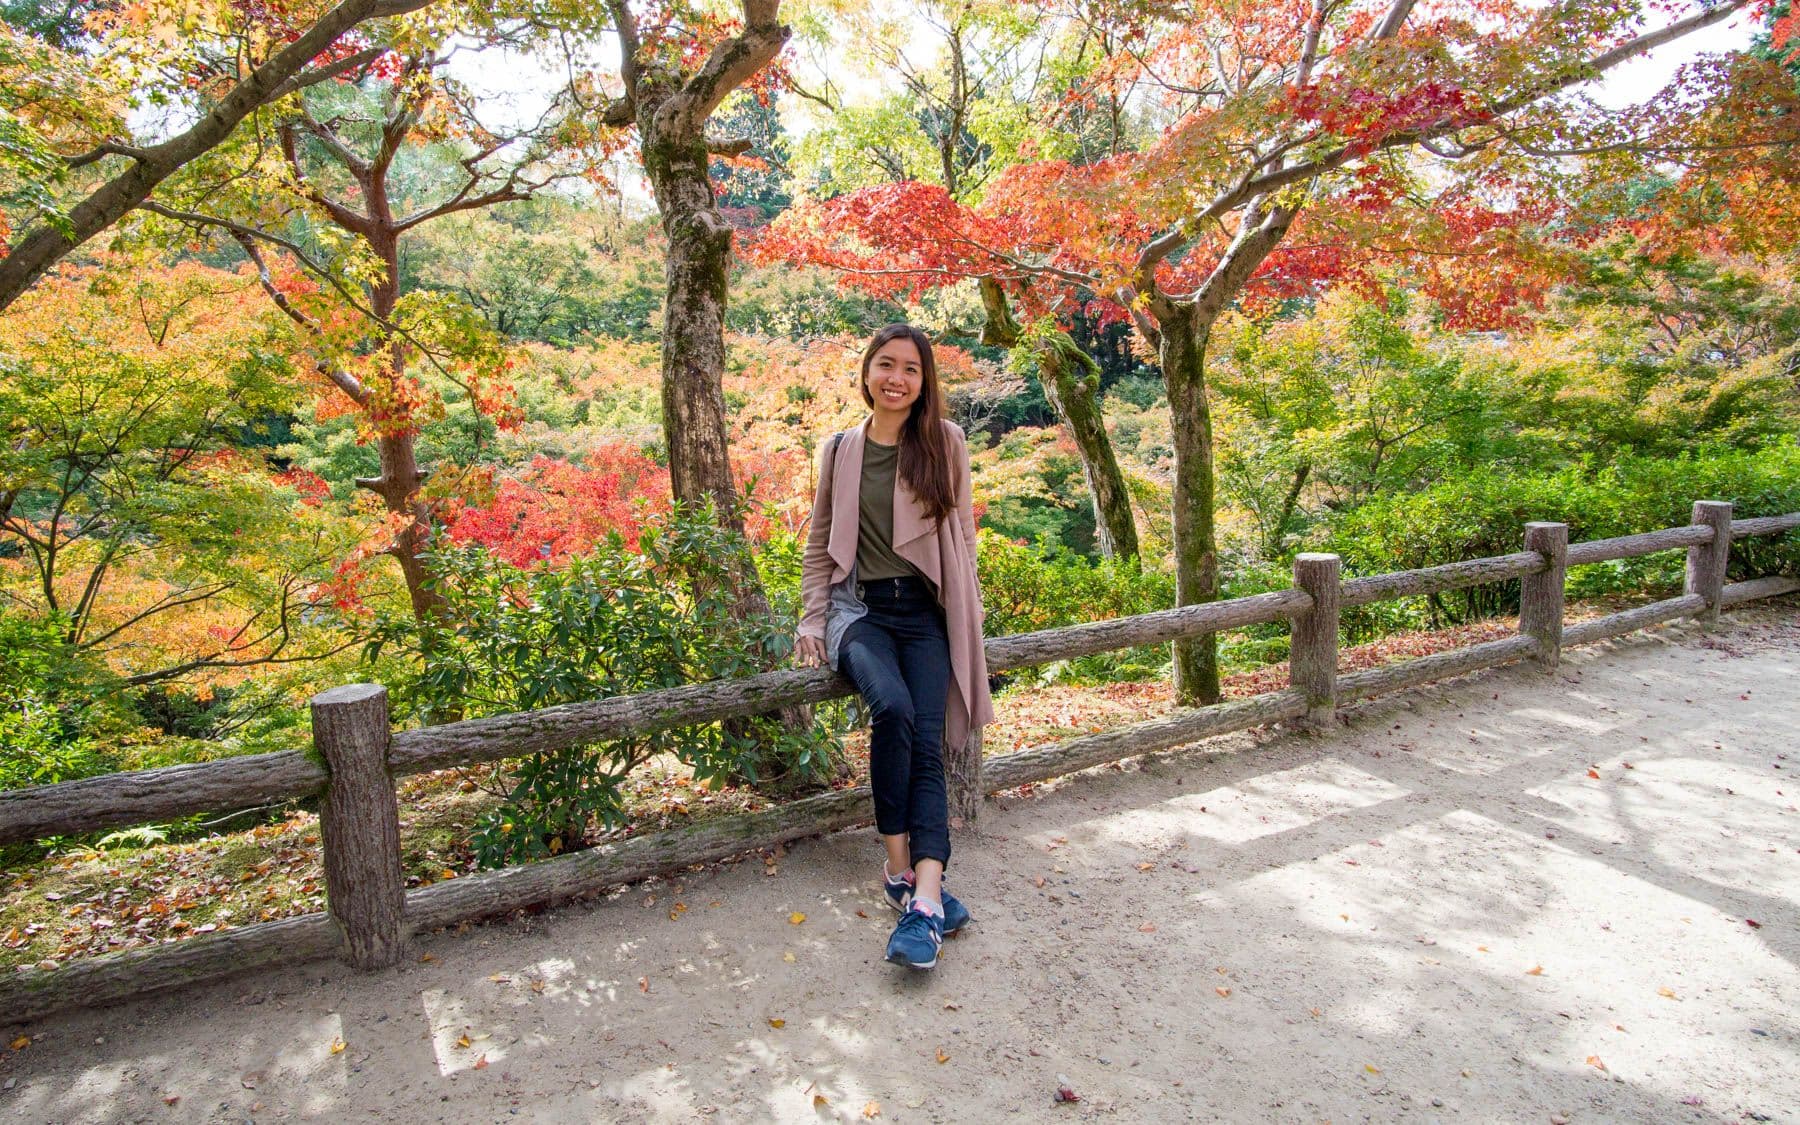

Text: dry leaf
xmin=162 ymin=1096 xmax=179 ymax=1106
xmin=1340 ymin=914 xmax=1350 ymax=922
xmin=329 ymin=1038 xmax=346 ymax=1055
xmin=943 ymin=1001 xmax=961 ymax=1011
xmin=1526 ymin=965 xmax=1544 ymax=976
xmin=1138 ymin=922 xmax=1157 ymax=933
xmin=1310 ymin=1008 xmax=1322 ymax=1018
xmin=768 ymin=1018 xmax=785 ymax=1029
xmin=936 ymin=1049 xmax=950 ymax=1064
xmin=1658 ymin=987 xmax=1677 ymax=999
xmin=1586 ymin=1055 xmax=1607 ymax=1071
xmin=855 ymin=910 xmax=869 ymax=919
xmin=530 ymin=979 xmax=546 ymax=994
xmin=440 ymin=869 xmax=457 ymax=880
xmin=639 ymin=976 xmax=650 ymax=993
xmin=1587 ymin=769 xmax=1601 ymax=779
xmin=1032 ymin=876 xmax=1046 ymax=888
xmin=789 ymin=912 xmax=807 ymax=925
xmin=783 ymin=952 xmax=796 ymax=963
xmin=9 ymin=1035 xmax=28 ymax=1050
xmin=487 ymin=974 xmax=510 ymax=983
xmin=1477 ymin=945 xmax=1490 ymax=953
xmin=1215 ymin=987 xmax=1232 ymax=998
xmin=862 ymin=1101 xmax=881 ymax=1118
xmin=456 ymin=1035 xmax=472 ymax=1049
xmin=419 ymin=953 xmax=436 ymax=963
xmin=813 ymin=1094 xmax=830 ymax=1108
xmin=1746 ymin=918 xmax=1763 ymax=929
xmin=1365 ymin=1064 xmax=1381 ymax=1075
xmin=1136 ymin=862 xmax=1154 ymax=872
xmin=473 ymin=1055 xmax=488 ymax=1070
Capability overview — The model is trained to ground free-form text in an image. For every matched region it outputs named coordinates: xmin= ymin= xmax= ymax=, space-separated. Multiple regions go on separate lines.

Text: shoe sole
xmin=887 ymin=949 xmax=938 ymax=970
xmin=885 ymin=889 xmax=967 ymax=936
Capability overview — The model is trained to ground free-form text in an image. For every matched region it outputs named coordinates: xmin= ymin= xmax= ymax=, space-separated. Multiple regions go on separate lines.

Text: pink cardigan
xmin=799 ymin=417 xmax=995 ymax=754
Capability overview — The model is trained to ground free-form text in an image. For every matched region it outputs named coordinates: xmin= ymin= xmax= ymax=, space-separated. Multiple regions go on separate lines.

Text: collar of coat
xmin=824 ymin=417 xmax=944 ymax=587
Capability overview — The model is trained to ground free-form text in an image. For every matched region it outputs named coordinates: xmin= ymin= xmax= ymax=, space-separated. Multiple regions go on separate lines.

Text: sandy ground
xmin=2 ymin=603 xmax=1797 ymax=1124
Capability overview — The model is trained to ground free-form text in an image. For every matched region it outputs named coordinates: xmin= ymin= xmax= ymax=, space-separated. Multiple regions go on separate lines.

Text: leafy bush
xmin=1320 ymin=441 xmax=1800 ymax=634
xmin=976 ymin=530 xmax=1175 ymax=682
xmin=0 ymin=611 xmax=124 ymax=791
xmin=381 ymin=506 xmax=839 ymax=868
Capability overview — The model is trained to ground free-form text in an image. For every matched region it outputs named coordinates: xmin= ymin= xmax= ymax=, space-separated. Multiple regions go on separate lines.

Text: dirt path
xmin=3 ymin=605 xmax=1797 ymax=1124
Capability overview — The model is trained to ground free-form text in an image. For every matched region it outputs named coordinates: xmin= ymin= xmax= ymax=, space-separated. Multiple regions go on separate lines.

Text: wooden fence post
xmin=1685 ymin=500 xmax=1733 ymax=628
xmin=947 ymin=729 xmax=983 ymax=828
xmin=1520 ymin=522 xmax=1568 ymax=670
xmin=311 ymin=684 xmax=406 ymax=970
xmin=1291 ymin=553 xmax=1340 ymax=729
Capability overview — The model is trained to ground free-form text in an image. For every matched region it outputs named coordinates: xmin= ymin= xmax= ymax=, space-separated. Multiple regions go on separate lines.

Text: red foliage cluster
xmin=440 ymin=448 xmax=673 ymax=567
xmin=275 ymin=467 xmax=332 ymax=507
xmin=1284 ymin=78 xmax=1491 ymax=153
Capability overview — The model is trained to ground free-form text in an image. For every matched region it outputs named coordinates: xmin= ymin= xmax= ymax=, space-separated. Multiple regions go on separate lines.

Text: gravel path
xmin=3 ymin=604 xmax=1797 ymax=1124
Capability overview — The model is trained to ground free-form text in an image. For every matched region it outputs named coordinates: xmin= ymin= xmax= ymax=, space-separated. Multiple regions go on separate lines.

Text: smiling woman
xmin=795 ymin=323 xmax=995 ymax=971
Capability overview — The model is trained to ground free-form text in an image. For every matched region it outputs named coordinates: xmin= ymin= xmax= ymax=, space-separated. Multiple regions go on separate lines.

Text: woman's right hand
xmin=795 ymin=634 xmax=828 ymax=669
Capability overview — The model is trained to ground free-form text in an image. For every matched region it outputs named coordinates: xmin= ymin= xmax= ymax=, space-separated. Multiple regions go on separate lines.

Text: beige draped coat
xmin=798 ymin=418 xmax=995 ymax=753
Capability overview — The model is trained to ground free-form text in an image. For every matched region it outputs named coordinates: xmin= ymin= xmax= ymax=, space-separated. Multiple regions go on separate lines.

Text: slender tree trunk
xmin=979 ymin=279 xmax=1138 ymax=558
xmin=1158 ymin=302 xmax=1222 ymax=705
xmin=1265 ymin=461 xmax=1310 ymax=559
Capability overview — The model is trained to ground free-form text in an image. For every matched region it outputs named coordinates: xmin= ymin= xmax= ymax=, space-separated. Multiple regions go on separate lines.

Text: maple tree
xmin=0 ymin=0 xmax=440 ymax=311
xmin=145 ymin=35 xmax=620 ymax=624
xmin=0 ymin=259 xmax=365 ymax=686
xmin=766 ymin=0 xmax=1791 ymax=703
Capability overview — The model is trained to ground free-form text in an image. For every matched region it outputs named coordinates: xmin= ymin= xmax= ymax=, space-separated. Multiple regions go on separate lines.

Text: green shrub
xmin=382 ymin=506 xmax=840 ymax=868
xmin=0 ymin=611 xmax=125 ymax=792
xmin=1320 ymin=440 xmax=1800 ymax=633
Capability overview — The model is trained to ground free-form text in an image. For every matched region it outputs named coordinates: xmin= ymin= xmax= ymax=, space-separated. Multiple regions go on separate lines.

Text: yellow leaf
xmin=1365 ymin=1064 xmax=1381 ymax=1075
xmin=1525 ymin=965 xmax=1544 ymax=976
xmin=936 ymin=1049 xmax=950 ymax=1064
xmin=1657 ymin=987 xmax=1677 ymax=999
xmin=10 ymin=1035 xmax=29 ymax=1050
xmin=813 ymin=1094 xmax=830 ymax=1108
xmin=1586 ymin=1055 xmax=1607 ymax=1071
xmin=1135 ymin=862 xmax=1154 ymax=872
xmin=1216 ymin=986 xmax=1232 ymax=998
xmin=782 ymin=952 xmax=796 ymax=963
xmin=1340 ymin=914 xmax=1350 ymax=922
xmin=789 ymin=912 xmax=806 ymax=925
xmin=329 ymin=1038 xmax=346 ymax=1055
xmin=863 ymin=1102 xmax=882 ymax=1119
xmin=419 ymin=953 xmax=436 ymax=963
xmin=456 ymin=1035 xmax=471 ymax=1049
xmin=530 ymin=980 xmax=546 ymax=994
xmin=1477 ymin=945 xmax=1489 ymax=953
xmin=440 ymin=870 xmax=457 ymax=880
xmin=768 ymin=1018 xmax=785 ymax=1029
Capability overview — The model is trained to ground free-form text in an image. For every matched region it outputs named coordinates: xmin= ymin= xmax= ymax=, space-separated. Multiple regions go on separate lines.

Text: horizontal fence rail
xmin=2 ymin=502 xmax=1796 ymax=1025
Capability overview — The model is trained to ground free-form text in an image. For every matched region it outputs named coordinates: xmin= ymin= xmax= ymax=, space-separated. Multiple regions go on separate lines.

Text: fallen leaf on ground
xmin=162 ymin=1096 xmax=179 ymax=1106
xmin=1587 ymin=769 xmax=1601 ymax=779
xmin=1340 ymin=914 xmax=1350 ymax=922
xmin=789 ymin=912 xmax=806 ymax=925
xmin=1586 ymin=1055 xmax=1607 ymax=1071
xmin=783 ymin=952 xmax=796 ymax=963
xmin=329 ymin=1038 xmax=346 ymax=1055
xmin=1215 ymin=987 xmax=1232 ymax=998
xmin=768 ymin=1018 xmax=785 ymax=1029
xmin=936 ymin=1049 xmax=950 ymax=1064
xmin=862 ymin=1101 xmax=881 ymax=1118
xmin=487 ymin=974 xmax=510 ymax=983
xmin=473 ymin=1055 xmax=488 ymax=1070
xmin=855 ymin=910 xmax=868 ymax=919
xmin=943 ymin=1001 xmax=961 ymax=1010
xmin=1658 ymin=987 xmax=1678 ymax=999
xmin=531 ymin=979 xmax=546 ymax=994
xmin=1136 ymin=862 xmax=1154 ymax=872
xmin=1477 ymin=945 xmax=1490 ymax=953
xmin=1032 ymin=876 xmax=1046 ymax=888
xmin=9 ymin=1036 xmax=28 ymax=1050
xmin=639 ymin=976 xmax=650 ymax=993
xmin=1746 ymin=918 xmax=1763 ymax=929
xmin=456 ymin=1035 xmax=471 ymax=1049
xmin=1310 ymin=1008 xmax=1322 ymax=1018
xmin=419 ymin=953 xmax=436 ymax=963
xmin=1138 ymin=922 xmax=1157 ymax=933
xmin=1053 ymin=1076 xmax=1080 ymax=1103
xmin=1526 ymin=965 xmax=1544 ymax=976
xmin=1365 ymin=1064 xmax=1381 ymax=1075
xmin=813 ymin=1094 xmax=830 ymax=1108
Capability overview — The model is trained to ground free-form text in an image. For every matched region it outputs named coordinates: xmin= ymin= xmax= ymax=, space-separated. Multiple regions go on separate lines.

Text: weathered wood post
xmin=947 ymin=730 xmax=983 ymax=828
xmin=1685 ymin=500 xmax=1734 ymax=628
xmin=1520 ymin=522 xmax=1568 ymax=670
xmin=311 ymin=684 xmax=406 ymax=969
xmin=1291 ymin=553 xmax=1341 ymax=729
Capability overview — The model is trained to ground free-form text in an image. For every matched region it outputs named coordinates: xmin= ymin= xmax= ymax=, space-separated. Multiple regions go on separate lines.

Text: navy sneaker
xmin=883 ymin=868 xmax=971 ymax=935
xmin=885 ymin=903 xmax=944 ymax=970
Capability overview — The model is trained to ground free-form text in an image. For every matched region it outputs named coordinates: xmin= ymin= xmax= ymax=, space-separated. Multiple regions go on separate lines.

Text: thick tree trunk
xmin=638 ymin=92 xmax=814 ymax=779
xmin=1158 ymin=302 xmax=1222 ymax=705
xmin=978 ymin=279 xmax=1138 ymax=558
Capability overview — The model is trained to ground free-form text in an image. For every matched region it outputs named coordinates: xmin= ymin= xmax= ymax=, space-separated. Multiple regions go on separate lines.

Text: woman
xmin=796 ymin=323 xmax=995 ymax=971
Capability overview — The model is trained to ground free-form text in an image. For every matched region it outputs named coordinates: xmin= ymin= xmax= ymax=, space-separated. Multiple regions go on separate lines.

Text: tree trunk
xmin=638 ymin=94 xmax=815 ymax=780
xmin=1265 ymin=461 xmax=1310 ymax=558
xmin=978 ymin=279 xmax=1139 ymax=558
xmin=1158 ymin=302 xmax=1222 ymax=705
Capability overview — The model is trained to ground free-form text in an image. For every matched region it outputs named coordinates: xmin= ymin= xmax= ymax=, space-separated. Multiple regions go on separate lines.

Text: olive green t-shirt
xmin=855 ymin=438 xmax=923 ymax=581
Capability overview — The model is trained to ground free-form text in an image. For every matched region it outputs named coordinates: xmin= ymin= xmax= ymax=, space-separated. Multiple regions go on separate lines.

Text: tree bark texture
xmin=1685 ymin=501 xmax=1733 ymax=627
xmin=978 ymin=279 xmax=1138 ymax=558
xmin=1520 ymin=522 xmax=1567 ymax=670
xmin=1157 ymin=301 xmax=1222 ymax=705
xmin=1290 ymin=553 xmax=1340 ymax=729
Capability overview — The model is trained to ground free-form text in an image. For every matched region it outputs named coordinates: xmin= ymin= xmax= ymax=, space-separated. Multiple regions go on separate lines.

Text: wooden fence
xmin=2 ymin=502 xmax=1797 ymax=1023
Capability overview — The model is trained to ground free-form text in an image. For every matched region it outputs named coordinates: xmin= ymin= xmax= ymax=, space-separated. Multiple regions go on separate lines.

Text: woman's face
xmin=864 ymin=335 xmax=924 ymax=419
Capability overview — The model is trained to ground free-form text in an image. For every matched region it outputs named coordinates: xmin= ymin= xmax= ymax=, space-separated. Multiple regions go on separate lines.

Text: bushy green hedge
xmin=1321 ymin=441 xmax=1800 ymax=635
xmin=0 ymin=611 xmax=125 ymax=793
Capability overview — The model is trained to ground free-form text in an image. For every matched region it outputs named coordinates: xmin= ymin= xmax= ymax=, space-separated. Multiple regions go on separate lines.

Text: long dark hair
xmin=859 ymin=323 xmax=955 ymax=524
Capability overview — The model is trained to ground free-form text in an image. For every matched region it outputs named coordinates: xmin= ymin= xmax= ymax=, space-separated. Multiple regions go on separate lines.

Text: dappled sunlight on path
xmin=3 ymin=606 xmax=1796 ymax=1123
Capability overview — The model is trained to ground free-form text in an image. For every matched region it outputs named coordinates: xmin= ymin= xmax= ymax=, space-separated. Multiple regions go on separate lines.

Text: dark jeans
xmin=839 ymin=576 xmax=952 ymax=869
